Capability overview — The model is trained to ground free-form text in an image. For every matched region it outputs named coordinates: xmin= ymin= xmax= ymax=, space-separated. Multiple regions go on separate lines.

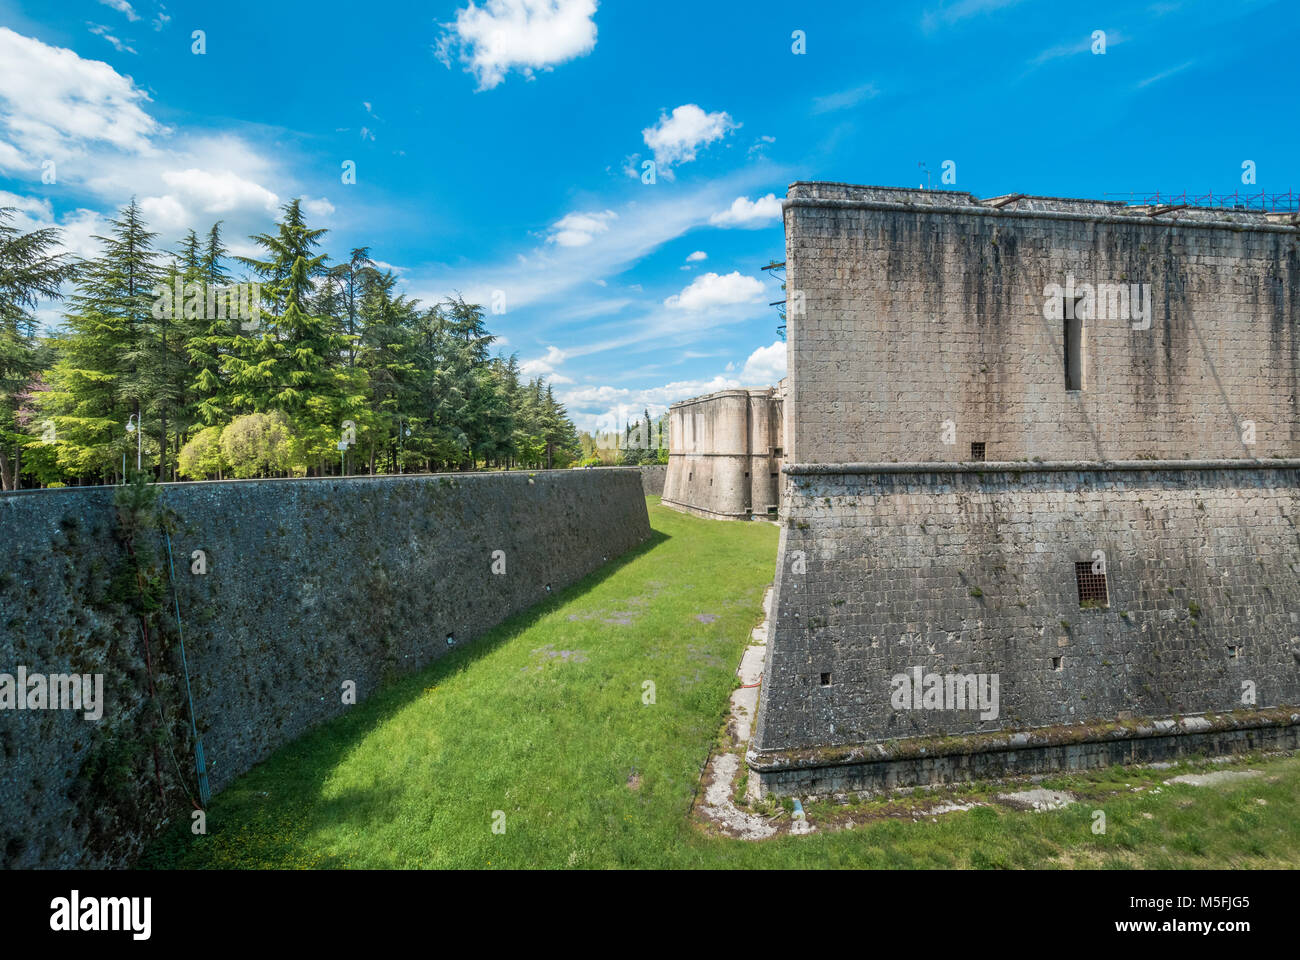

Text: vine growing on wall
xmin=73 ymin=473 xmax=199 ymax=864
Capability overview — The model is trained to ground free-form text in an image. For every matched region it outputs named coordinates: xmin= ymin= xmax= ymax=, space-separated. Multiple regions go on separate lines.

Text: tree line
xmin=0 ymin=199 xmax=582 ymax=489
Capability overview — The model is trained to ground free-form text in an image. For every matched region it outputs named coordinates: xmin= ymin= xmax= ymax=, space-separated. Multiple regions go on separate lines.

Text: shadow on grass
xmin=140 ymin=527 xmax=671 ymax=868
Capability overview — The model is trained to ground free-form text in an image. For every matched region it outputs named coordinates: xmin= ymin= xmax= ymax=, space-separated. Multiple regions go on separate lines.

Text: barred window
xmin=1075 ymin=561 xmax=1108 ymax=606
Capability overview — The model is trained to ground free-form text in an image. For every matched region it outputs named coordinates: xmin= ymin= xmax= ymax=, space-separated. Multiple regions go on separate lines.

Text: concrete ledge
xmin=747 ymin=708 xmax=1300 ymax=796
xmin=659 ymin=497 xmax=755 ymax=521
xmin=783 ymin=194 xmax=1300 ymax=235
xmin=785 ymin=458 xmax=1300 ymax=476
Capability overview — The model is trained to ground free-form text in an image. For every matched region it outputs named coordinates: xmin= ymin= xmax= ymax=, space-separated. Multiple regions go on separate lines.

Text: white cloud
xmin=435 ymin=0 xmax=598 ymax=91
xmin=0 ymin=32 xmax=341 ymax=258
xmin=138 ymin=167 xmax=281 ymax=233
xmin=686 ymin=250 xmax=707 ymax=261
xmin=664 ymin=271 xmax=765 ymax=312
xmin=1030 ymin=30 xmax=1124 ymax=66
xmin=642 ymin=104 xmax=738 ymax=175
xmin=0 ymin=27 xmax=161 ymax=167
xmin=921 ymin=0 xmax=1025 ymax=32
xmin=548 ymin=209 xmax=616 ymax=247
xmin=98 ymin=0 xmax=140 ymax=21
xmin=136 ymin=193 xmax=186 ymax=231
xmin=302 ymin=196 xmax=335 ymax=219
xmin=521 ymin=345 xmax=572 ymax=382
xmin=560 ymin=340 xmax=785 ymax=433
xmin=0 ymin=189 xmax=52 ymax=220
xmin=161 ymin=168 xmax=279 ymax=214
xmin=0 ymin=193 xmax=109 ymax=262
xmin=811 ymin=83 xmax=878 ymax=114
xmin=0 ymin=197 xmax=113 ymax=331
xmin=1137 ymin=60 xmax=1196 ymax=88
xmin=708 ymin=193 xmax=782 ymax=228
xmin=561 ymin=376 xmax=733 ymax=433
xmin=87 ymin=24 xmax=138 ymax=55
xmin=739 ymin=340 xmax=786 ymax=383
xmin=404 ymin=165 xmax=785 ymax=353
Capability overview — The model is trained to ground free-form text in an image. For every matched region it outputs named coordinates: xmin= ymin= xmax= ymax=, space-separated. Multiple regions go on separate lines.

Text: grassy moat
xmin=142 ymin=499 xmax=1300 ymax=869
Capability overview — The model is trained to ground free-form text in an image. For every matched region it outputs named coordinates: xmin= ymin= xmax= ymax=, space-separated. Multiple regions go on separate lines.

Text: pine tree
xmin=229 ymin=199 xmax=352 ymax=471
xmin=18 ymin=200 xmax=587 ymax=483
xmin=356 ymin=270 xmax=419 ymax=472
xmin=42 ymin=199 xmax=161 ymax=481
xmin=0 ymin=208 xmax=77 ymax=488
xmin=184 ymin=221 xmax=234 ymax=426
xmin=327 ymin=247 xmax=377 ymax=368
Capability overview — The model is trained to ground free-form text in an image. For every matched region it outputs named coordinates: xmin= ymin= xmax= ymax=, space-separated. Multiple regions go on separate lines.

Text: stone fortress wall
xmin=751 ymin=182 xmax=1300 ymax=795
xmin=0 ymin=469 xmax=650 ymax=867
xmin=661 ymin=386 xmax=785 ymax=520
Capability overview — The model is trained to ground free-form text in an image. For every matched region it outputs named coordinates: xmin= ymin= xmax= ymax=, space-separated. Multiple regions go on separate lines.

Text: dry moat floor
xmin=142 ymin=498 xmax=1300 ymax=869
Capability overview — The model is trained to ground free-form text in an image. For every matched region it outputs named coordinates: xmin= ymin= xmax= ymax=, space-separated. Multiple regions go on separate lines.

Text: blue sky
xmin=0 ymin=0 xmax=1296 ymax=432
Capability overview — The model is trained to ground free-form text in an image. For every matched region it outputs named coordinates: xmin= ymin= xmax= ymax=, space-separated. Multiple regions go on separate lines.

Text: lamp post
xmin=396 ymin=417 xmax=412 ymax=474
xmin=126 ymin=413 xmax=141 ymax=475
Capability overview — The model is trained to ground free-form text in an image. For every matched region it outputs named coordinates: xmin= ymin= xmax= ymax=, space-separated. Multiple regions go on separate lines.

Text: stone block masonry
xmin=782 ymin=182 xmax=1300 ymax=465
xmin=751 ymin=182 xmax=1300 ymax=795
xmin=662 ymin=387 xmax=784 ymax=520
xmin=754 ymin=461 xmax=1300 ymax=768
xmin=634 ymin=464 xmax=667 ymax=497
xmin=0 ymin=469 xmax=650 ymax=867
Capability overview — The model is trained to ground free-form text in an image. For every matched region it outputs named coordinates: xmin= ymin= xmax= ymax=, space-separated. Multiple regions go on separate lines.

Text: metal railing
xmin=1104 ymin=190 xmax=1299 ymax=212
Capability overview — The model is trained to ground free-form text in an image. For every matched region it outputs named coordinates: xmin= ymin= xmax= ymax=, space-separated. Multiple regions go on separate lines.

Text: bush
xmin=178 ymin=426 xmax=226 ymax=480
xmin=218 ymin=412 xmax=295 ymax=479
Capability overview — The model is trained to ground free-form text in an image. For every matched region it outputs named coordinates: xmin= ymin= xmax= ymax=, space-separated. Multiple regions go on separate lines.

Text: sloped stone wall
xmin=754 ymin=462 xmax=1300 ymax=761
xmin=0 ymin=469 xmax=650 ymax=866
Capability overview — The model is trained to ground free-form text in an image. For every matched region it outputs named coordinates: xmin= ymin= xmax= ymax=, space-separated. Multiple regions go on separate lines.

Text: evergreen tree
xmin=184 ymin=221 xmax=234 ymax=427
xmin=19 ymin=199 xmax=584 ymax=484
xmin=229 ymin=199 xmax=355 ymax=471
xmin=42 ymin=199 xmax=162 ymax=481
xmin=0 ymin=208 xmax=77 ymax=488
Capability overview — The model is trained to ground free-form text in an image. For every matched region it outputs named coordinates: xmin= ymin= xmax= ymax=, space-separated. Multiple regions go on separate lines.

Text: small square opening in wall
xmin=970 ymin=442 xmax=986 ymax=462
xmin=1051 ymin=656 xmax=1063 ymax=671
xmin=1227 ymin=644 xmax=1242 ymax=659
xmin=819 ymin=672 xmax=832 ymax=687
xmin=1075 ymin=561 xmax=1109 ymax=607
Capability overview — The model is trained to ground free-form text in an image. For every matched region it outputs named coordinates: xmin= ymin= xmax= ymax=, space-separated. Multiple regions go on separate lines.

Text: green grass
xmin=141 ymin=499 xmax=1300 ymax=869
